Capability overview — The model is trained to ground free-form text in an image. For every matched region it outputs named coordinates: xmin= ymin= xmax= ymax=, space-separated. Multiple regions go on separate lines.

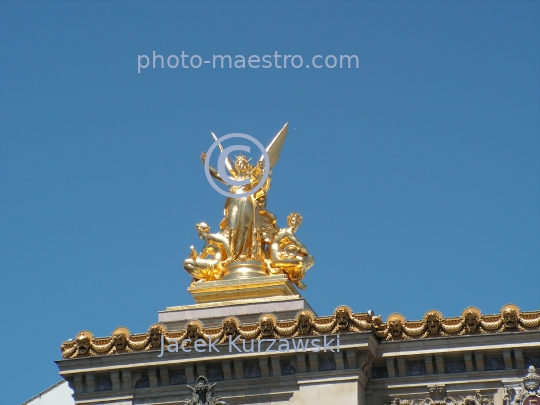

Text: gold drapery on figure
xmin=183 ymin=123 xmax=315 ymax=290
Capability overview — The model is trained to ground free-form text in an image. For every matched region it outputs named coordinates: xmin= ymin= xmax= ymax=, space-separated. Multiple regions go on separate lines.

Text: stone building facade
xmin=56 ymin=278 xmax=540 ymax=405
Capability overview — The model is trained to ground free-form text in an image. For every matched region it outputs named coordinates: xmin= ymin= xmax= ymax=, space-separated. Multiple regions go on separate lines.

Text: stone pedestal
xmin=159 ymin=293 xmax=315 ymax=329
xmin=187 ymin=274 xmax=298 ymax=304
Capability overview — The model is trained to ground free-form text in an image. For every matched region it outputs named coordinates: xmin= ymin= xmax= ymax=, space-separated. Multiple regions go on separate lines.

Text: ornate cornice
xmin=60 ymin=304 xmax=540 ymax=359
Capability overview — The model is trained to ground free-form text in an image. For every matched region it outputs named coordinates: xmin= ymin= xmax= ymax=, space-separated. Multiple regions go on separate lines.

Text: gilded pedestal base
xmin=187 ymin=274 xmax=298 ymax=304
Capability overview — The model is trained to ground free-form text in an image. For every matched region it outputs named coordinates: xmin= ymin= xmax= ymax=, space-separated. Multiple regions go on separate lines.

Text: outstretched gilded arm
xmin=201 ymin=152 xmax=228 ymax=185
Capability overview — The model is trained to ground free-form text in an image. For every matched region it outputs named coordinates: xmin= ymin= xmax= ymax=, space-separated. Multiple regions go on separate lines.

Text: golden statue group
xmin=183 ymin=123 xmax=314 ymax=290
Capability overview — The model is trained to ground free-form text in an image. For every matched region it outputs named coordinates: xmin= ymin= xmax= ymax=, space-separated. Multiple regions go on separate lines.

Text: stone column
xmin=160 ymin=367 xmax=169 ymax=386
xmin=345 ymin=349 xmax=357 ymax=369
xmin=122 ymin=369 xmax=132 ymax=389
xmin=397 ymin=357 xmax=406 ymax=377
xmin=514 ymin=349 xmax=524 ymax=369
xmin=185 ymin=364 xmax=195 ymax=383
xmin=222 ymin=360 xmax=232 ymax=381
xmin=233 ymin=360 xmax=243 ymax=380
xmin=296 ymin=353 xmax=307 ymax=373
xmin=425 ymin=355 xmax=434 ymax=375
xmin=435 ymin=354 xmax=444 ymax=374
xmin=308 ymin=353 xmax=318 ymax=372
xmin=464 ymin=352 xmax=474 ymax=373
xmin=475 ymin=352 xmax=485 ymax=371
xmin=334 ymin=351 xmax=345 ymax=370
xmin=259 ymin=357 xmax=270 ymax=377
xmin=149 ymin=367 xmax=158 ymax=387
xmin=110 ymin=371 xmax=121 ymax=390
xmin=503 ymin=350 xmax=513 ymax=370
xmin=73 ymin=374 xmax=84 ymax=394
xmin=85 ymin=373 xmax=95 ymax=392
xmin=386 ymin=358 xmax=396 ymax=378
xmin=270 ymin=356 xmax=281 ymax=376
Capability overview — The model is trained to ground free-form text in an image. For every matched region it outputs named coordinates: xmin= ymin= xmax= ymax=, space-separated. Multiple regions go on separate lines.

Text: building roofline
xmin=21 ymin=380 xmax=66 ymax=405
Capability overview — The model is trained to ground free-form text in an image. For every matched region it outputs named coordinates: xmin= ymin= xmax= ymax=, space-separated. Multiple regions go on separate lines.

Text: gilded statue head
xmin=296 ymin=311 xmax=314 ymax=335
xmin=186 ymin=321 xmax=201 ymax=342
xmin=75 ymin=332 xmax=91 ymax=355
xmin=195 ymin=222 xmax=210 ymax=237
xmin=222 ymin=318 xmax=238 ymax=337
xmin=385 ymin=314 xmax=406 ymax=338
xmin=114 ymin=333 xmax=127 ymax=351
xmin=389 ymin=320 xmax=403 ymax=337
xmin=425 ymin=311 xmax=441 ymax=335
xmin=234 ymin=155 xmax=250 ymax=176
xmin=287 ymin=212 xmax=302 ymax=230
xmin=112 ymin=327 xmax=130 ymax=351
xmin=335 ymin=307 xmax=351 ymax=329
xmin=259 ymin=315 xmax=275 ymax=337
xmin=464 ymin=311 xmax=479 ymax=333
xmin=148 ymin=325 xmax=164 ymax=348
xmin=502 ymin=307 xmax=518 ymax=328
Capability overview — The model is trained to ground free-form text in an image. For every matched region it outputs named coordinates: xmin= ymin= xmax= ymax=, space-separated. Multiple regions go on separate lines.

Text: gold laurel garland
xmin=480 ymin=318 xmax=504 ymax=331
xmin=60 ymin=308 xmax=540 ymax=358
xmin=441 ymin=320 xmax=465 ymax=334
xmin=519 ymin=315 xmax=540 ymax=328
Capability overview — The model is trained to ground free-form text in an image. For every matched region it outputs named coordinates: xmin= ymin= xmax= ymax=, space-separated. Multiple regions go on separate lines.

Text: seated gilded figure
xmin=183 ymin=222 xmax=230 ymax=283
xmin=267 ymin=212 xmax=314 ymax=290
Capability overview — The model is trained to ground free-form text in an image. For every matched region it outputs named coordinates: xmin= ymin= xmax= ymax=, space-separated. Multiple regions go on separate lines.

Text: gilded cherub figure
xmin=267 ymin=212 xmax=314 ymax=289
xmin=183 ymin=222 xmax=230 ymax=283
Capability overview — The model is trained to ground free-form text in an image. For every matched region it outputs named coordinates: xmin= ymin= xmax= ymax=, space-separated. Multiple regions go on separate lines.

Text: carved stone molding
xmin=60 ymin=304 xmax=540 ymax=358
xmin=391 ymin=386 xmax=494 ymax=405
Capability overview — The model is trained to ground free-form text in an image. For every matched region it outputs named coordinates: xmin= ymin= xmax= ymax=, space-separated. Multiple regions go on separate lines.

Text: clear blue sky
xmin=1 ymin=1 xmax=539 ymax=403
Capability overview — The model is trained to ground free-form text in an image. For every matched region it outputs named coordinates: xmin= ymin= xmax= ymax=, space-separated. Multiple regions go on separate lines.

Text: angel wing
xmin=211 ymin=132 xmax=235 ymax=175
xmin=259 ymin=123 xmax=289 ymax=169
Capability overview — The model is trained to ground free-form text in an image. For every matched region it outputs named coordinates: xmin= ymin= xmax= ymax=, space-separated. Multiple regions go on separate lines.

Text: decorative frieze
xmin=60 ymin=304 xmax=540 ymax=359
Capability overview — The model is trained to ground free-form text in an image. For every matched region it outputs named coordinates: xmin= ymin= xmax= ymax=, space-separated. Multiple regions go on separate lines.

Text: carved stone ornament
xmin=149 ymin=324 xmax=165 ymax=349
xmin=259 ymin=314 xmax=276 ymax=337
xmin=75 ymin=331 xmax=92 ymax=356
xmin=186 ymin=321 xmax=202 ymax=342
xmin=180 ymin=376 xmax=226 ymax=405
xmin=523 ymin=366 xmax=540 ymax=393
xmin=425 ymin=311 xmax=442 ymax=336
xmin=463 ymin=310 xmax=479 ymax=333
xmin=503 ymin=307 xmax=519 ymax=329
xmin=392 ymin=386 xmax=494 ymax=405
xmin=335 ymin=307 xmax=351 ymax=330
xmin=296 ymin=311 xmax=314 ymax=335
xmin=221 ymin=318 xmax=238 ymax=338
xmin=60 ymin=305 xmax=540 ymax=359
xmin=504 ymin=366 xmax=540 ymax=405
